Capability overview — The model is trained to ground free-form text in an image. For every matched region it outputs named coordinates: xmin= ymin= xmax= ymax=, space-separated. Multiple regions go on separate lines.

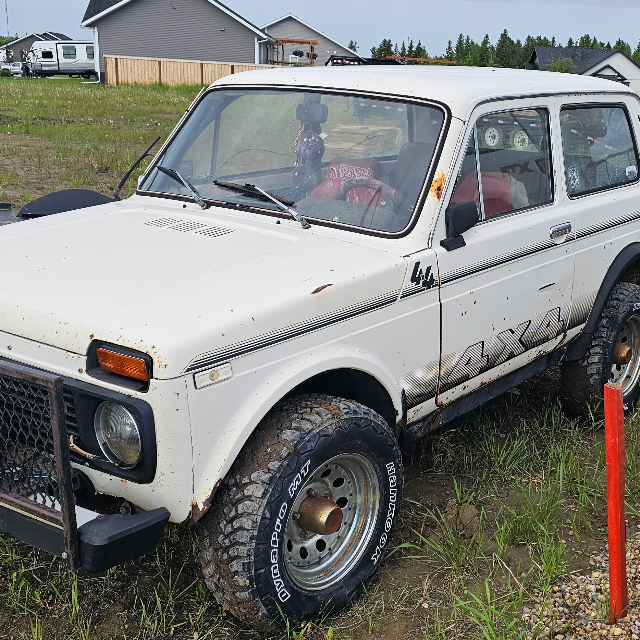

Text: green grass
xmin=0 ymin=76 xmax=199 ymax=211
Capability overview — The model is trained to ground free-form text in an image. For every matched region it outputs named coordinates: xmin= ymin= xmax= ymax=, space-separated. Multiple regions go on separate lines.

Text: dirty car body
xmin=1 ymin=67 xmax=640 ymax=620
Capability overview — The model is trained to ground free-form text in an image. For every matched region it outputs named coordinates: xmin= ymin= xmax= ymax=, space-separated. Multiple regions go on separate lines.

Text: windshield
xmin=141 ymin=89 xmax=445 ymax=233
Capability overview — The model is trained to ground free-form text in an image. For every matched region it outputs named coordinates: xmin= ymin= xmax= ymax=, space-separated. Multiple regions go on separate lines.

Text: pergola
xmin=272 ymin=37 xmax=319 ymax=66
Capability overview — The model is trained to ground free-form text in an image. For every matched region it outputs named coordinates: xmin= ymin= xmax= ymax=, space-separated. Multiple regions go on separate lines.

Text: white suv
xmin=1 ymin=67 xmax=640 ymax=629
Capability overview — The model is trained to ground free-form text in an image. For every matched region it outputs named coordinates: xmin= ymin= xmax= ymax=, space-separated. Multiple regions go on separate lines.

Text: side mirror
xmin=440 ymin=200 xmax=479 ymax=251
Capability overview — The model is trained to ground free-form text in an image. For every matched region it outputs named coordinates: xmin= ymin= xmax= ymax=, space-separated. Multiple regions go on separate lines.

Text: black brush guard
xmin=0 ymin=358 xmax=169 ymax=572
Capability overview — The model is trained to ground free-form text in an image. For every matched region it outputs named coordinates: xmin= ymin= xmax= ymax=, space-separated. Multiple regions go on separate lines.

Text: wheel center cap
xmin=297 ymin=494 xmax=343 ymax=535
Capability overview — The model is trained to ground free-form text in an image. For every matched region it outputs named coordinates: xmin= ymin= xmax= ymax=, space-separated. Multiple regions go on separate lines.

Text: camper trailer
xmin=29 ymin=40 xmax=96 ymax=78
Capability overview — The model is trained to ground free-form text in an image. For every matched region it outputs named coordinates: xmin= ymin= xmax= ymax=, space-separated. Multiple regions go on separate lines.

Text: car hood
xmin=0 ymin=200 xmax=406 ymax=379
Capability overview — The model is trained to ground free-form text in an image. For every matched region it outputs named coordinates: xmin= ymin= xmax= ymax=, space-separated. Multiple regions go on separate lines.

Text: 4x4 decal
xmin=400 ymin=291 xmax=597 ymax=409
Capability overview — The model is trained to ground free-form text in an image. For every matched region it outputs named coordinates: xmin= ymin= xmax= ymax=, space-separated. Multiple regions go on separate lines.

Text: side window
xmin=87 ymin=46 xmax=94 ymax=60
xmin=62 ymin=46 xmax=76 ymax=59
xmin=449 ymin=108 xmax=554 ymax=220
xmin=41 ymin=51 xmax=53 ymax=60
xmin=561 ymin=105 xmax=638 ymax=197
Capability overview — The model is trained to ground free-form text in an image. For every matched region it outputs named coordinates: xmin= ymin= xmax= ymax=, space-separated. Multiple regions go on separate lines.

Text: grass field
xmin=1 ymin=76 xmax=639 ymax=640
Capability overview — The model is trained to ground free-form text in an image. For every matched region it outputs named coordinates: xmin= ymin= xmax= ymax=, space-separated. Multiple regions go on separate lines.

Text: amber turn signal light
xmin=96 ymin=348 xmax=149 ymax=382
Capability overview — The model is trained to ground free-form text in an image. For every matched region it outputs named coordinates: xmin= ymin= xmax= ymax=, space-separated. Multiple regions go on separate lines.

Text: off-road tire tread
xmin=198 ymin=394 xmax=399 ymax=629
xmin=562 ymin=281 xmax=640 ymax=415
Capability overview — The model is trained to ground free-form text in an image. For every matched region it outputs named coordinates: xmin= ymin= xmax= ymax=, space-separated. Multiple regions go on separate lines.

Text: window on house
xmin=560 ymin=105 xmax=638 ymax=197
xmin=62 ymin=46 xmax=76 ymax=59
xmin=449 ymin=108 xmax=554 ymax=219
xmin=41 ymin=51 xmax=53 ymax=59
xmin=87 ymin=46 xmax=94 ymax=60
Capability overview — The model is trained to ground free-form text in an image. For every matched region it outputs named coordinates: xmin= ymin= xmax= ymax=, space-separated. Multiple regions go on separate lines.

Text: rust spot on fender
xmin=185 ymin=479 xmax=222 ymax=526
xmin=311 ymin=284 xmax=333 ymax=295
xmin=429 ymin=171 xmax=447 ymax=201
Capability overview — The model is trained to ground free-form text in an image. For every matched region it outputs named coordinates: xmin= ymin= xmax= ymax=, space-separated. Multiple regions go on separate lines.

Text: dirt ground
xmin=0 ymin=76 xmax=638 ymax=640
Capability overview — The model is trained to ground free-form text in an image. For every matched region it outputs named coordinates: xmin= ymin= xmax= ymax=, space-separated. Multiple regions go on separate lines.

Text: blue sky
xmin=7 ymin=0 xmax=640 ymax=57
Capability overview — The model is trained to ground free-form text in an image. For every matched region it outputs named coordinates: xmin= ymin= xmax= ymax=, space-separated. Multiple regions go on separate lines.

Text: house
xmin=525 ymin=47 xmax=640 ymax=92
xmin=80 ymin=0 xmax=275 ymax=81
xmin=261 ymin=14 xmax=360 ymax=66
xmin=3 ymin=32 xmax=71 ymax=60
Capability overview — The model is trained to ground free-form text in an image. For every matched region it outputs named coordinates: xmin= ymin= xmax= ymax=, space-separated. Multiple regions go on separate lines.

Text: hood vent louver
xmin=145 ymin=218 xmax=234 ymax=238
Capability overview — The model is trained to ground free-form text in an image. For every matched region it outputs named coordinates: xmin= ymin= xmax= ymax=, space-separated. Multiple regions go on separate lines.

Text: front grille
xmin=0 ymin=372 xmax=60 ymax=507
xmin=62 ymin=389 xmax=80 ymax=439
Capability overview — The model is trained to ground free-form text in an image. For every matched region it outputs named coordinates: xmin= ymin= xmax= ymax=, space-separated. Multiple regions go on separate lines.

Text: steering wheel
xmin=336 ymin=178 xmax=400 ymax=210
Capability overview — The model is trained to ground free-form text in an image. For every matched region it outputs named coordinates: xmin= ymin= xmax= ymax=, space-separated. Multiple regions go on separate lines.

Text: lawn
xmin=0 ymin=76 xmax=638 ymax=640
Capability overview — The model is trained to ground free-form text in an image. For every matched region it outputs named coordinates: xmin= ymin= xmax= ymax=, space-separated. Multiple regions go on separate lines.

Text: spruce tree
xmin=479 ymin=34 xmax=491 ymax=67
xmin=415 ymin=41 xmax=427 ymax=61
xmin=445 ymin=40 xmax=454 ymax=60
xmin=567 ymin=37 xmax=574 ymax=47
xmin=455 ymin=34 xmax=465 ymax=63
xmin=614 ymin=39 xmax=631 ymax=56
xmin=633 ymin=40 xmax=640 ymax=63
xmin=495 ymin=29 xmax=513 ymax=68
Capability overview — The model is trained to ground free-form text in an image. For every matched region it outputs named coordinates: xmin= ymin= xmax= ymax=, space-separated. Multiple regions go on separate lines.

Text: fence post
xmin=604 ymin=381 xmax=628 ymax=623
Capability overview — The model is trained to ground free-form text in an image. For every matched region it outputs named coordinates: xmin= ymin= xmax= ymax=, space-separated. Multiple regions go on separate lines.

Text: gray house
xmin=261 ymin=14 xmax=360 ymax=66
xmin=80 ymin=0 xmax=275 ymax=81
xmin=525 ymin=47 xmax=640 ymax=92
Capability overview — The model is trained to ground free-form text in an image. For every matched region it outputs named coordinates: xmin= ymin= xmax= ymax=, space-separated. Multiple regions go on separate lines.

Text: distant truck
xmin=29 ymin=40 xmax=96 ymax=79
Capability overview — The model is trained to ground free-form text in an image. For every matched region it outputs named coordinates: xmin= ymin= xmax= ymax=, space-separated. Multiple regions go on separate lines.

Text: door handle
xmin=550 ymin=222 xmax=571 ymax=240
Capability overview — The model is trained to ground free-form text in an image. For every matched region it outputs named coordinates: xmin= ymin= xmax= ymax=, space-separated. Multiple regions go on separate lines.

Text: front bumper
xmin=0 ymin=355 xmax=168 ymax=572
xmin=0 ymin=499 xmax=170 ymax=572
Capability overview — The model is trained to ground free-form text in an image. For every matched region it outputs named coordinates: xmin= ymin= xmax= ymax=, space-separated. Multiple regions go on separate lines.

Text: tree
xmin=479 ymin=34 xmax=491 ymax=67
xmin=614 ymin=38 xmax=631 ymax=57
xmin=495 ymin=29 xmax=513 ymax=68
xmin=551 ymin=36 xmax=556 ymax=47
xmin=578 ymin=34 xmax=592 ymax=48
xmin=415 ymin=40 xmax=427 ymax=61
xmin=633 ymin=40 xmax=640 ymax=63
xmin=455 ymin=33 xmax=466 ymax=63
xmin=370 ymin=39 xmax=393 ymax=60
xmin=547 ymin=57 xmax=577 ymax=73
xmin=445 ymin=40 xmax=454 ymax=60
xmin=400 ymin=41 xmax=407 ymax=59
xmin=522 ymin=35 xmax=536 ymax=67
xmin=347 ymin=40 xmax=358 ymax=53
xmin=407 ymin=39 xmax=415 ymax=60
xmin=567 ymin=37 xmax=574 ymax=48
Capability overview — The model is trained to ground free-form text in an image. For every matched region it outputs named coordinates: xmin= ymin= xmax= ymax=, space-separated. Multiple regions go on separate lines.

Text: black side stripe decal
xmin=183 ymin=291 xmax=398 ymax=374
xmin=438 ymin=210 xmax=640 ymax=288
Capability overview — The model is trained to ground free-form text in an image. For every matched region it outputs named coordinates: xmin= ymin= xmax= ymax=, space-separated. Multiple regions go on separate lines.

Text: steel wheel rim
xmin=283 ymin=453 xmax=380 ymax=591
xmin=610 ymin=315 xmax=640 ymax=396
xmin=484 ymin=127 xmax=500 ymax=147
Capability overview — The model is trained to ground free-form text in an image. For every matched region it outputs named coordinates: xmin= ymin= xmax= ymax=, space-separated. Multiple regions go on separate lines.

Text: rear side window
xmin=62 ymin=46 xmax=76 ymax=59
xmin=87 ymin=46 xmax=94 ymax=60
xmin=449 ymin=108 xmax=553 ymax=220
xmin=41 ymin=51 xmax=53 ymax=59
xmin=561 ymin=105 xmax=638 ymax=197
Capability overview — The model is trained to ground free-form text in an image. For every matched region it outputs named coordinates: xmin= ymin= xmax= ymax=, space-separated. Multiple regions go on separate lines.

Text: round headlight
xmin=94 ymin=402 xmax=142 ymax=468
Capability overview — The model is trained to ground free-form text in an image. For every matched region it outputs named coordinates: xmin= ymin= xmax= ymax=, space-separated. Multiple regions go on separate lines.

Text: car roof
xmin=214 ymin=66 xmax=635 ymax=119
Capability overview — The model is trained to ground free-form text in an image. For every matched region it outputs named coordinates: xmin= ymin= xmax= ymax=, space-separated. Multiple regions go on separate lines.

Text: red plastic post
xmin=604 ymin=382 xmax=628 ymax=623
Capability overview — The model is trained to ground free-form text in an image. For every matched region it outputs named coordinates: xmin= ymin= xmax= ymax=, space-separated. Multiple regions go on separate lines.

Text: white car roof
xmin=214 ymin=66 xmax=634 ymax=119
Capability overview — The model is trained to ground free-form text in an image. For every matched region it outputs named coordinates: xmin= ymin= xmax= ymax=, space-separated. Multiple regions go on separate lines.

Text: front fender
xmin=185 ymin=346 xmax=403 ymax=522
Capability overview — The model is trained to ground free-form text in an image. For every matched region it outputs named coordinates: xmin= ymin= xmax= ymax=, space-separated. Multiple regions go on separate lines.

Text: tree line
xmin=358 ymin=32 xmax=640 ymax=68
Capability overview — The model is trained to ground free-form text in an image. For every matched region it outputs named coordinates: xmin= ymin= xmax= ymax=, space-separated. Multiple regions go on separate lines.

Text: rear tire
xmin=198 ymin=394 xmax=402 ymax=629
xmin=561 ymin=282 xmax=640 ymax=415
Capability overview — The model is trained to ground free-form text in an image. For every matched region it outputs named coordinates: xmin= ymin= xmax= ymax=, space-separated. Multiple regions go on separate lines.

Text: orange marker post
xmin=604 ymin=382 xmax=628 ymax=623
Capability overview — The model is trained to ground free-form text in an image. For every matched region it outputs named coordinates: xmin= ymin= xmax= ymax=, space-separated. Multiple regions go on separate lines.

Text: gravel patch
xmin=525 ymin=532 xmax=640 ymax=639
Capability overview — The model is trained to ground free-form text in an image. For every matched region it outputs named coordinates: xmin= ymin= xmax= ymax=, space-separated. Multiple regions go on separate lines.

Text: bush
xmin=0 ymin=70 xmax=10 ymax=78
xmin=546 ymin=57 xmax=577 ymax=73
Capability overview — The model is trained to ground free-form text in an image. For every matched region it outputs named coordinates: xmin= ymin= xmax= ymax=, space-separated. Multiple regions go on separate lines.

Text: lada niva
xmin=2 ymin=66 xmax=640 ymax=628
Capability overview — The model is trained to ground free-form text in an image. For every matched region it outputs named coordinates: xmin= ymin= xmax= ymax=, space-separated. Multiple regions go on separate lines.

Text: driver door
xmin=434 ymin=98 xmax=575 ymax=406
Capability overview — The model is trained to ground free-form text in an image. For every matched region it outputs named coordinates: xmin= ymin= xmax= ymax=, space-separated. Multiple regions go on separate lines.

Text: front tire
xmin=198 ymin=395 xmax=402 ymax=629
xmin=561 ymin=282 xmax=640 ymax=415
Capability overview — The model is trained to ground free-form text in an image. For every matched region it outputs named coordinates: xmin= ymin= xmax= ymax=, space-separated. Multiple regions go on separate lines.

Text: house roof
xmin=81 ymin=0 xmax=271 ymax=39
xmin=5 ymin=32 xmax=71 ymax=49
xmin=528 ymin=46 xmax=640 ymax=75
xmin=261 ymin=13 xmax=363 ymax=59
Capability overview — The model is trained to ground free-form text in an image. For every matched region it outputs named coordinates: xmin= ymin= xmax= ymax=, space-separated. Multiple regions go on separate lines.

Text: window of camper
xmin=87 ymin=46 xmax=94 ymax=60
xmin=41 ymin=51 xmax=53 ymax=59
xmin=62 ymin=46 xmax=76 ymax=59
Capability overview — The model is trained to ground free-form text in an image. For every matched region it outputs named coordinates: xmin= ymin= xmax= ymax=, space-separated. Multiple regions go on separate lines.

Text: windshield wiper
xmin=213 ymin=180 xmax=310 ymax=229
xmin=156 ymin=166 xmax=209 ymax=209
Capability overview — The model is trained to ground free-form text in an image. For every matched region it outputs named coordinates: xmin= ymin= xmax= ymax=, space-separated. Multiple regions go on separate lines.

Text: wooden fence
xmin=103 ymin=55 xmax=277 ymax=87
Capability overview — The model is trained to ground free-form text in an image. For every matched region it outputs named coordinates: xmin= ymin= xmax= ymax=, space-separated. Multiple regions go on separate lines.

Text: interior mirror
xmin=440 ymin=200 xmax=479 ymax=251
xmin=296 ymin=102 xmax=328 ymax=123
